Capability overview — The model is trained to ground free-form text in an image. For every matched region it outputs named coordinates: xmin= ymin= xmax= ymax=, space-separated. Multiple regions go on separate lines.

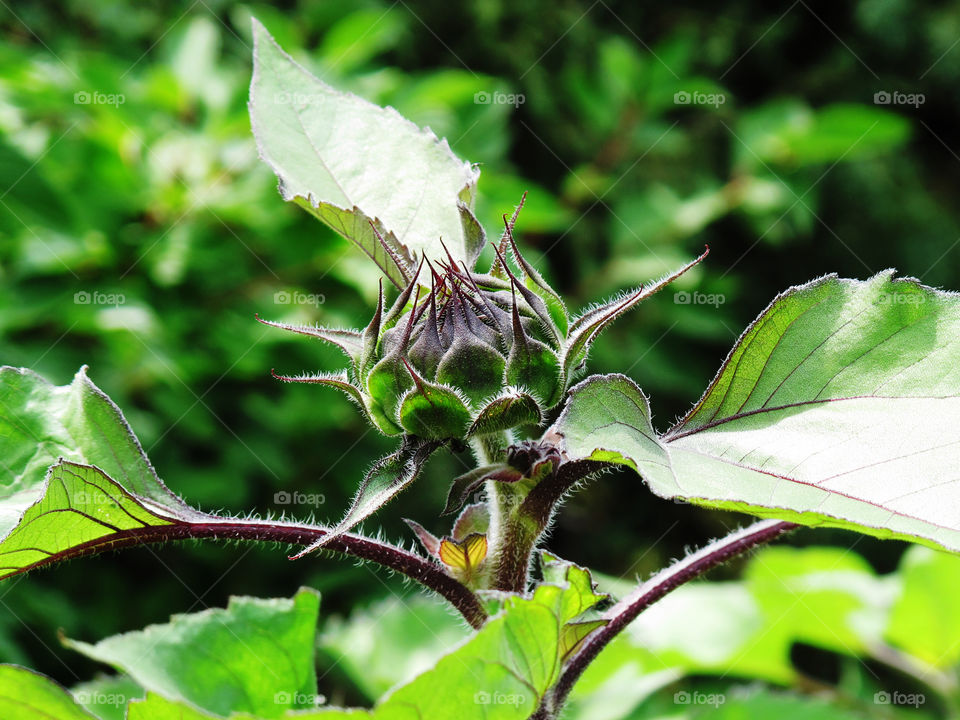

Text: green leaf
xmin=554 ymin=272 xmax=960 ymax=553
xmin=256 ymin=315 xmax=364 ymax=367
xmin=745 ymin=546 xmax=893 ymax=657
xmin=249 ymin=20 xmax=482 ymax=288
xmin=0 ymin=461 xmax=180 ymax=579
xmin=0 ymin=367 xmax=207 ymax=580
xmin=71 ymin=675 xmax=143 ymax=720
xmin=0 ymin=366 xmax=195 ymax=535
xmin=65 ymin=589 xmax=321 ymax=719
xmin=294 ymin=437 xmax=441 ymax=556
xmin=0 ymin=665 xmax=97 ymax=719
xmin=886 ymin=545 xmax=960 ymax=667
xmin=371 ymin=567 xmax=605 ymax=719
xmin=317 ymin=594 xmax=470 ymax=701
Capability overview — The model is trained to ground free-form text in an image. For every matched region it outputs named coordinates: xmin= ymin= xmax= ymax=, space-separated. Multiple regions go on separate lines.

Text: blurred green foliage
xmin=2 ymin=0 xmax=960 ymax=710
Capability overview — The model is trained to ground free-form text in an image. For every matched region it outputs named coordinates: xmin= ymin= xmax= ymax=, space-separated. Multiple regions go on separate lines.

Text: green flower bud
xmin=354 ymin=245 xmax=569 ymax=439
xmin=262 ymin=202 xmax=709 ymax=443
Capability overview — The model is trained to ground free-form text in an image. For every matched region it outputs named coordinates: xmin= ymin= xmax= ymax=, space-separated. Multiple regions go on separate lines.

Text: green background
xmin=1 ymin=0 xmax=958 ymax=712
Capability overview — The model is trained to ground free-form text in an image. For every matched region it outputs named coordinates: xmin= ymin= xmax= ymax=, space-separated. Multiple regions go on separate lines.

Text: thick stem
xmin=472 ymin=431 xmax=535 ymax=591
xmin=490 ymin=481 xmax=539 ymax=592
xmin=492 ymin=459 xmax=609 ymax=593
xmin=542 ymin=519 xmax=798 ymax=716
xmin=13 ymin=517 xmax=488 ymax=630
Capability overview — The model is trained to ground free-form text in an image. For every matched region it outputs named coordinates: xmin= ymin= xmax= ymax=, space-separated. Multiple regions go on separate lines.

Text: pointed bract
xmin=404 ymin=518 xmax=441 ymax=557
xmin=256 ymin=315 xmax=364 ymax=367
xmin=293 ymin=436 xmax=442 ymax=557
xmin=564 ymin=249 xmax=709 ymax=379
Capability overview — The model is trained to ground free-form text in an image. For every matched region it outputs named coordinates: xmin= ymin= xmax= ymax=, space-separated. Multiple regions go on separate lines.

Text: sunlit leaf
xmin=0 ymin=665 xmax=97 ymax=719
xmin=249 ymin=20 xmax=483 ymax=288
xmin=555 ymin=273 xmax=960 ymax=553
xmin=66 ymin=589 xmax=321 ymax=719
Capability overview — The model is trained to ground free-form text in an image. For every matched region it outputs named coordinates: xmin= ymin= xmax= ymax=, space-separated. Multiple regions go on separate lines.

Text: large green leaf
xmin=249 ymin=20 xmax=483 ymax=288
xmin=0 ymin=367 xmax=210 ymax=579
xmin=65 ymin=589 xmax=321 ymax=719
xmin=123 ymin=562 xmax=607 ymax=720
xmin=368 ymin=558 xmax=606 ymax=719
xmin=554 ymin=272 xmax=960 ymax=552
xmin=0 ymin=366 xmax=196 ymax=537
xmin=0 ymin=665 xmax=97 ymax=719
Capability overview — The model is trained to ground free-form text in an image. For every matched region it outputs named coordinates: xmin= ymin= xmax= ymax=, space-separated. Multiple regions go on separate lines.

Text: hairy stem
xmin=15 ymin=517 xmax=488 ymax=629
xmin=492 ymin=458 xmax=608 ymax=593
xmin=540 ymin=519 xmax=798 ymax=716
xmin=490 ymin=481 xmax=539 ymax=592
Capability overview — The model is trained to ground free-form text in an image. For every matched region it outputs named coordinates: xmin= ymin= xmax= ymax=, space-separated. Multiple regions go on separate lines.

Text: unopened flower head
xmin=261 ymin=214 xmax=706 ymax=443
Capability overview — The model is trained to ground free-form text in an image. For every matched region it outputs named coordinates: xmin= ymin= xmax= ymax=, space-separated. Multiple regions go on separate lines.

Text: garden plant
xmin=3 ymin=18 xmax=960 ymax=720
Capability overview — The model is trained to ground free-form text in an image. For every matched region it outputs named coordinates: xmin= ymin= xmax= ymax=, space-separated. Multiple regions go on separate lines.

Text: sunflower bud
xmin=354 ymin=245 xmax=565 ymax=440
xmin=262 ymin=202 xmax=708 ymax=443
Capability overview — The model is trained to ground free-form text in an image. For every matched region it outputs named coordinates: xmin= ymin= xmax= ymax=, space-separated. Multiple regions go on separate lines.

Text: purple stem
xmin=11 ymin=517 xmax=488 ymax=629
xmin=540 ymin=519 xmax=798 ymax=717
